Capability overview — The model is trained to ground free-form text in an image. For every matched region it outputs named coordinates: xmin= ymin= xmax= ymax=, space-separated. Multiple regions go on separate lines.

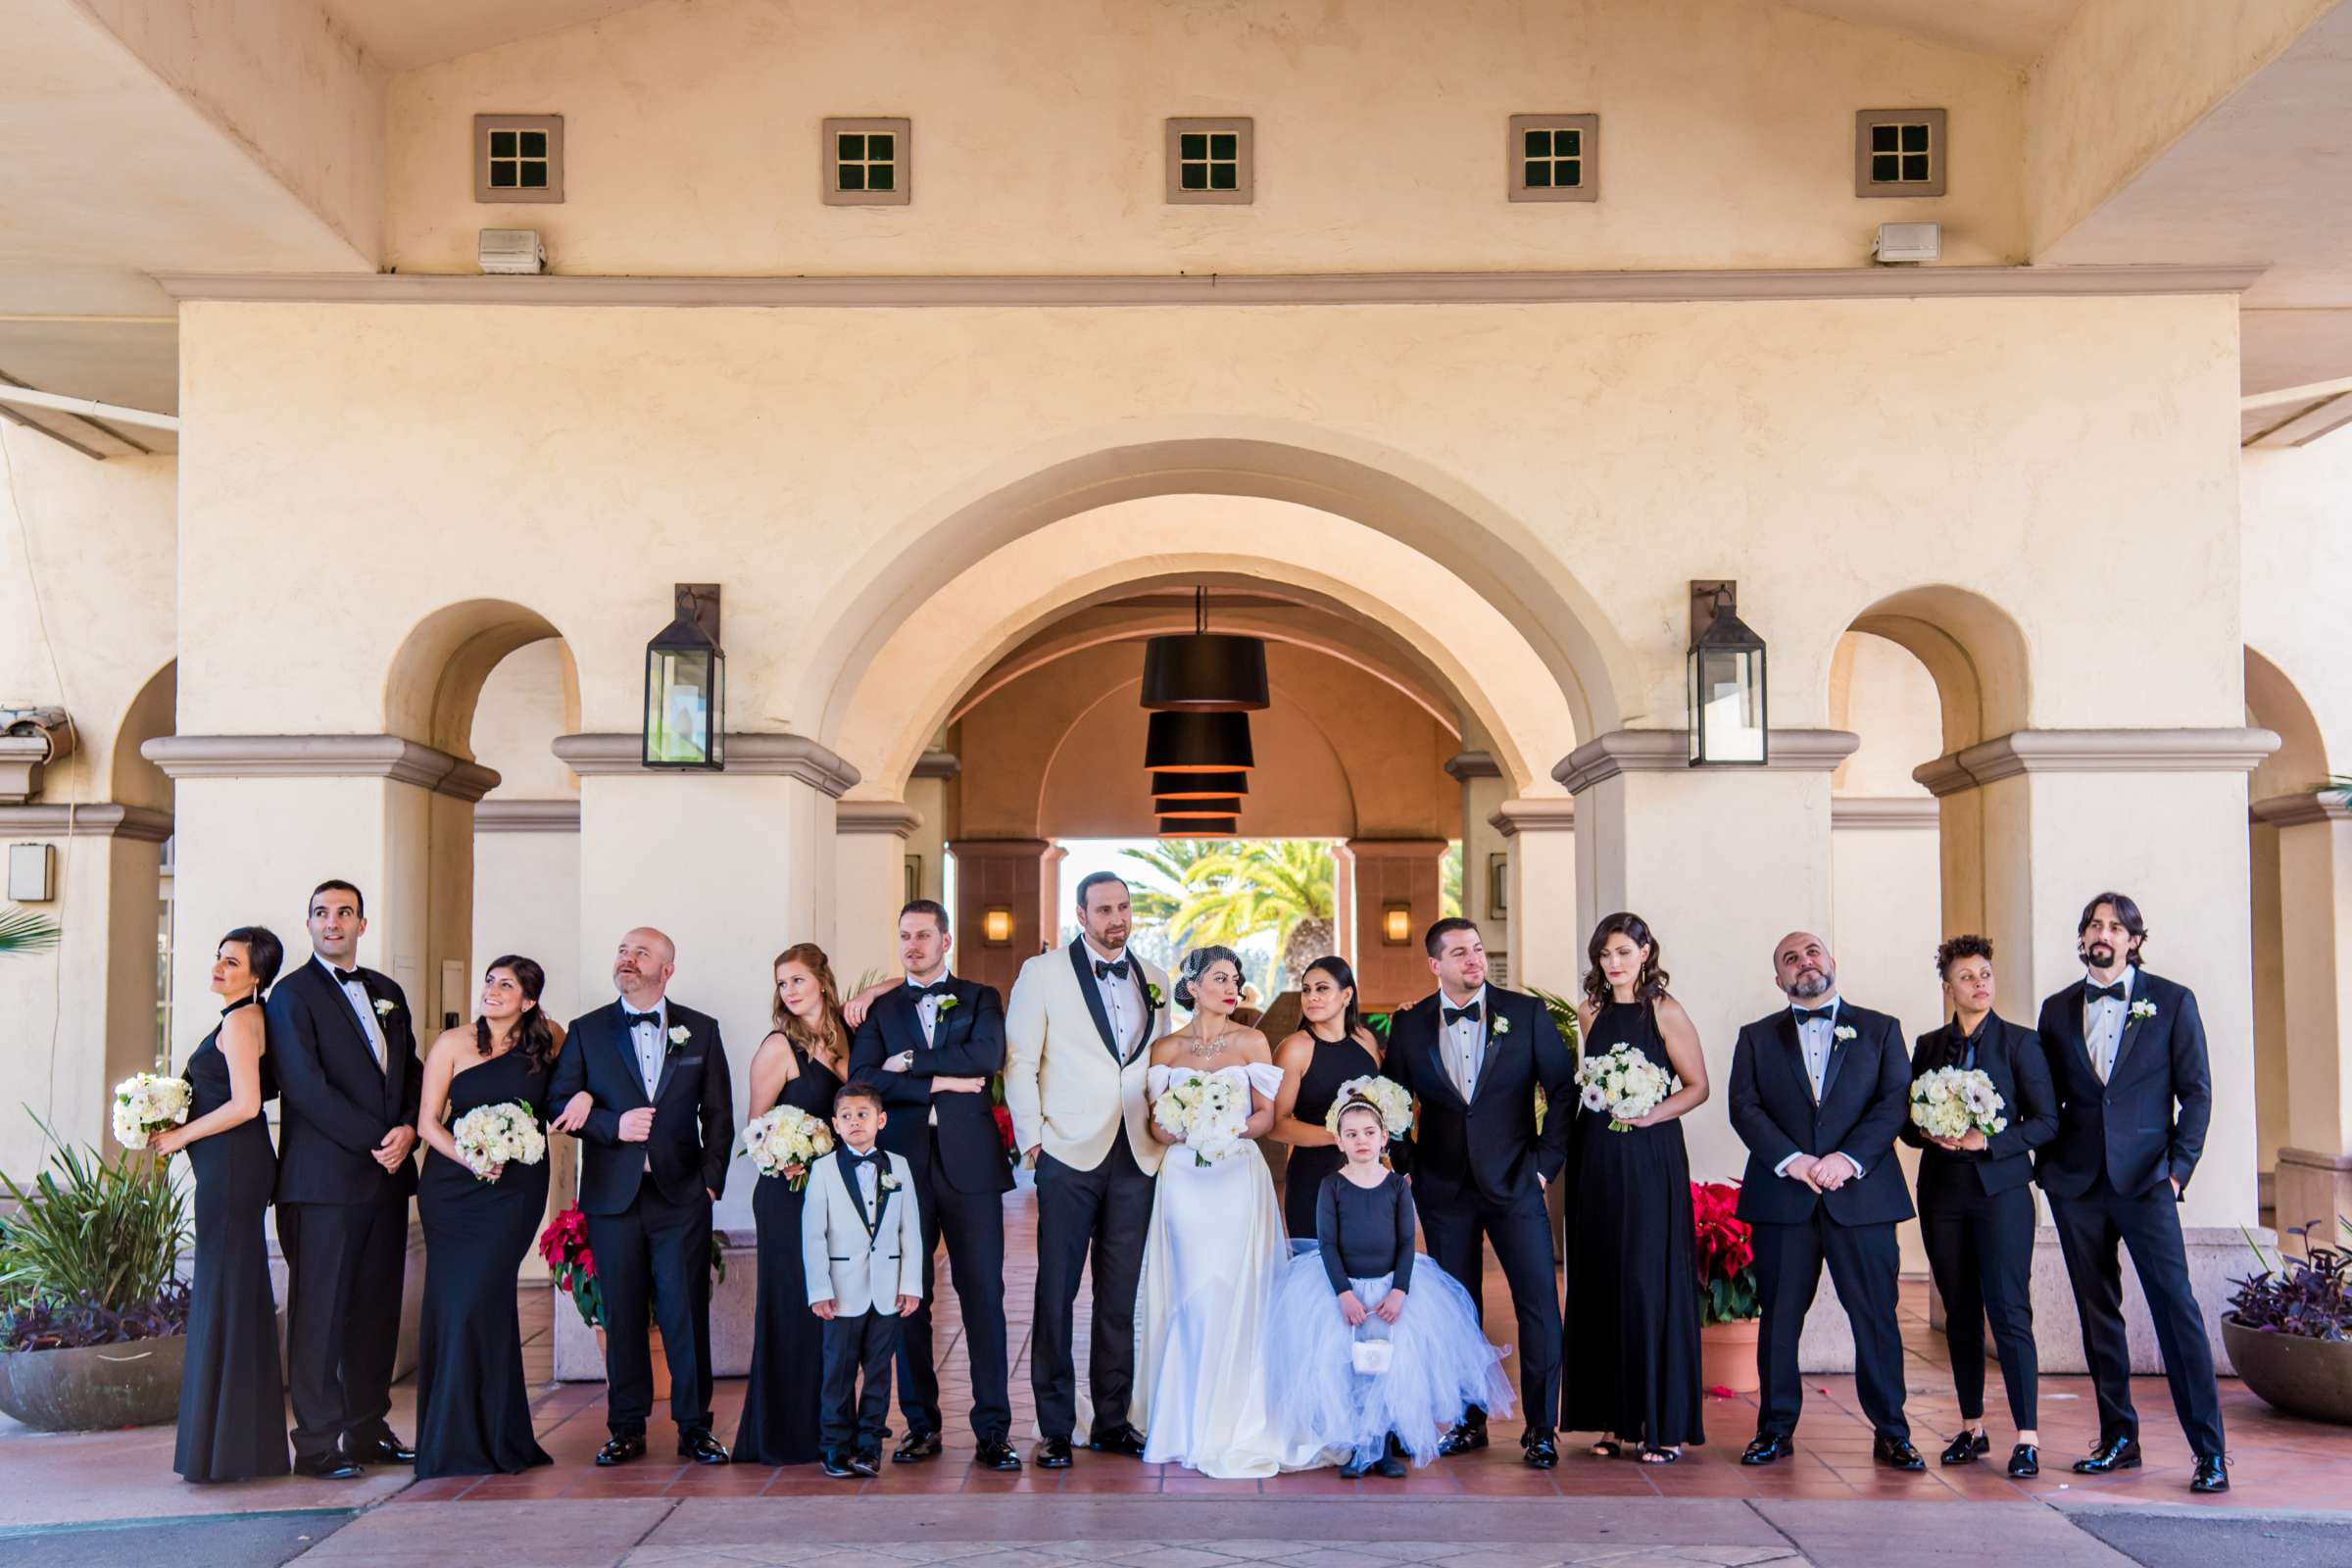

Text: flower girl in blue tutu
xmin=1268 ymin=1097 xmax=1515 ymax=1476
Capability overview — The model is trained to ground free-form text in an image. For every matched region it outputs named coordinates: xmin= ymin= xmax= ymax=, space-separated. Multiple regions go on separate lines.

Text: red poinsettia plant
xmin=538 ymin=1203 xmax=603 ymax=1329
xmin=1691 ymin=1179 xmax=1760 ymax=1326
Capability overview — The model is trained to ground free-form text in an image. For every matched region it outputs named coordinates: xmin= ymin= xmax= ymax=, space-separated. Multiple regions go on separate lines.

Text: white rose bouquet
xmin=741 ymin=1102 xmax=835 ymax=1191
xmin=1323 ymin=1073 xmax=1414 ymax=1139
xmin=1152 ymin=1070 xmax=1250 ymax=1167
xmin=113 ymin=1071 xmax=192 ymax=1150
xmin=1909 ymin=1065 xmax=2008 ymax=1143
xmin=1576 ymin=1045 xmax=1680 ymax=1133
xmin=452 ymin=1101 xmax=548 ymax=1181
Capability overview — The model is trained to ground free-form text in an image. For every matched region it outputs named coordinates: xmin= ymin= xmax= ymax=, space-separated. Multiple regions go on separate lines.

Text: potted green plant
xmin=2224 ymin=1222 xmax=2352 ymax=1424
xmin=1693 ymin=1179 xmax=1762 ymax=1394
xmin=0 ymin=1128 xmax=191 ymax=1430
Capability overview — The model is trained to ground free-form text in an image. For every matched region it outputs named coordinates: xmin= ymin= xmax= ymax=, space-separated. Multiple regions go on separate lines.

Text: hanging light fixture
xmin=1160 ymin=815 xmax=1238 ymax=838
xmin=1145 ymin=710 xmax=1254 ymax=772
xmin=1151 ymin=769 xmax=1248 ymax=800
xmin=1154 ymin=796 xmax=1243 ymax=818
xmin=1140 ymin=587 xmax=1269 ymax=711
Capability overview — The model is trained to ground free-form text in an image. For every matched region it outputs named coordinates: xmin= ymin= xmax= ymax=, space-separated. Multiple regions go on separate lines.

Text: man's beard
xmin=1788 ymin=968 xmax=1833 ymax=1000
xmin=2082 ymin=941 xmax=2117 ymax=968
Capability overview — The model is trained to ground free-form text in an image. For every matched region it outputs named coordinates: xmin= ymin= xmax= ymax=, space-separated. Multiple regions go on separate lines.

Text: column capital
xmin=474 ymin=798 xmax=581 ymax=834
xmin=1487 ymin=798 xmax=1577 ymax=838
xmin=911 ymin=750 xmax=961 ymax=780
xmin=1830 ymin=796 xmax=1938 ymax=831
xmin=1552 ymin=728 xmax=1858 ymax=794
xmin=551 ymin=732 xmax=861 ymax=798
xmin=1914 ymin=727 xmax=2283 ymax=798
xmin=1443 ymin=750 xmax=1502 ymax=781
xmin=837 ymin=802 xmax=923 ymax=837
xmin=142 ymin=734 xmax=502 ymax=802
xmin=2251 ymin=789 xmax=2352 ymax=829
xmin=0 ymin=803 xmax=174 ymax=842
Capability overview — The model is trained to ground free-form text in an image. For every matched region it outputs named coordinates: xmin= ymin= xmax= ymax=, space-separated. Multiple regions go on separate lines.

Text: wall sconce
xmin=1381 ymin=903 xmax=1412 ymax=947
xmin=982 ymin=906 xmax=1014 ymax=947
xmin=1688 ymin=580 xmax=1767 ymax=766
xmin=1488 ymin=852 xmax=1509 ymax=915
xmin=644 ymin=583 xmax=725 ymax=769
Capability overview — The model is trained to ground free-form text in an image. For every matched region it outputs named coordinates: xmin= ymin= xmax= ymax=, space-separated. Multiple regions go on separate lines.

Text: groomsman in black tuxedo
xmin=1385 ymin=917 xmax=1576 ymax=1468
xmin=1727 ymin=931 xmax=1923 ymax=1471
xmin=848 ymin=899 xmax=1020 ymax=1472
xmin=267 ymin=879 xmax=421 ymax=1478
xmin=548 ymin=927 xmax=735 ymax=1466
xmin=2035 ymin=892 xmax=2230 ymax=1494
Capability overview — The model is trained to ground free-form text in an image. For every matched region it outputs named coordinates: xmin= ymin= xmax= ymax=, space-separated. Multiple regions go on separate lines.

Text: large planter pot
xmin=1699 ymin=1318 xmax=1761 ymax=1396
xmin=0 ymin=1335 xmax=186 ymax=1432
xmin=2224 ymin=1316 xmax=2352 ymax=1425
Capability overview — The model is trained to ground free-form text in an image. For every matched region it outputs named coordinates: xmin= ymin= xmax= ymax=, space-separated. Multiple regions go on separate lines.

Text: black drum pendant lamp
xmin=1145 ymin=710 xmax=1254 ymax=772
xmin=1160 ymin=816 xmax=1238 ymax=838
xmin=1141 ymin=588 xmax=1270 ymax=712
xmin=1155 ymin=797 xmax=1244 ymax=818
xmin=1151 ymin=769 xmax=1249 ymax=800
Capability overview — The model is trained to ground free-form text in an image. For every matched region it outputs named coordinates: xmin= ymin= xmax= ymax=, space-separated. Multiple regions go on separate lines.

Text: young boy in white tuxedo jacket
xmin=802 ymin=1082 xmax=924 ymax=1477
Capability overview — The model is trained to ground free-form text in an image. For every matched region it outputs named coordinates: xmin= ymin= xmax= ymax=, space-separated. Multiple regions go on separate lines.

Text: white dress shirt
xmin=1082 ymin=940 xmax=1143 ymax=1056
xmin=1441 ymin=985 xmax=1490 ymax=1100
xmin=317 ymin=954 xmax=388 ymax=1070
xmin=2082 ymin=966 xmax=2134 ymax=1083
xmin=906 ymin=968 xmax=948 ymax=1125
xmin=846 ymin=1147 xmax=881 ymax=1209
xmin=623 ymin=998 xmax=667 ymax=1099
xmin=1776 ymin=996 xmax=1866 ymax=1182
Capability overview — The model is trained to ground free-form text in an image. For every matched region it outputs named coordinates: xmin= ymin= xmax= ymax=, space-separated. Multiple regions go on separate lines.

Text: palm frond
xmin=0 ymin=906 xmax=62 ymax=957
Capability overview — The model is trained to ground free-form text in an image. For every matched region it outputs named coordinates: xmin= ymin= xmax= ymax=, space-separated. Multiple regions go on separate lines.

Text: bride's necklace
xmin=1178 ymin=1026 xmax=1238 ymax=1058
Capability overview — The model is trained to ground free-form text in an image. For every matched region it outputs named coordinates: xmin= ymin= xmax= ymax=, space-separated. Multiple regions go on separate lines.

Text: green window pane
xmin=868 ymin=163 xmax=894 ymax=191
xmin=868 ymin=133 xmax=894 ymax=160
xmin=490 ymin=129 xmax=517 ymax=157
xmin=839 ymin=164 xmax=866 ymax=190
xmin=1871 ymin=153 xmax=1900 ymax=182
xmin=1558 ymin=159 xmax=1581 ymax=186
xmin=518 ymin=130 xmax=547 ymax=157
xmin=1209 ymin=132 xmax=1237 ymax=159
xmin=1525 ymin=128 xmax=1549 ymax=157
xmin=1899 ymin=122 xmax=1929 ymax=153
xmin=1901 ymin=153 xmax=1930 ymax=181
xmin=489 ymin=161 xmax=517 ymax=187
xmin=1180 ymin=132 xmax=1207 ymax=159
xmin=1181 ymin=164 xmax=1206 ymax=190
xmin=839 ymin=132 xmax=865 ymax=160
xmin=1560 ymin=128 xmax=1581 ymax=156
xmin=518 ymin=162 xmax=547 ymax=188
xmin=1871 ymin=123 xmax=1898 ymax=152
xmin=1208 ymin=163 xmax=1237 ymax=190
xmin=1525 ymin=160 xmax=1551 ymax=187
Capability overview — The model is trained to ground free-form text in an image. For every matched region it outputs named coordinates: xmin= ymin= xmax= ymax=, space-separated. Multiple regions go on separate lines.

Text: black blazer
xmin=1897 ymin=1013 xmax=2059 ymax=1199
xmin=2034 ymin=969 xmax=2211 ymax=1201
xmin=1386 ymin=985 xmax=1576 ymax=1208
xmin=1728 ymin=1000 xmax=1914 ymax=1228
xmin=849 ymin=977 xmax=1014 ymax=1196
xmin=267 ymin=956 xmax=421 ymax=1205
xmin=550 ymin=999 xmax=734 ymax=1214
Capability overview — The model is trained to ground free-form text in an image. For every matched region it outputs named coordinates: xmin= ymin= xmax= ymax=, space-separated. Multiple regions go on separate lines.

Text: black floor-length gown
xmin=415 ymin=1048 xmax=554 ymax=1477
xmin=1282 ymin=1031 xmax=1381 ymax=1240
xmin=173 ymin=997 xmax=292 ymax=1482
xmin=1561 ymin=998 xmax=1705 ymax=1447
xmin=734 ymin=1045 xmax=844 ymax=1464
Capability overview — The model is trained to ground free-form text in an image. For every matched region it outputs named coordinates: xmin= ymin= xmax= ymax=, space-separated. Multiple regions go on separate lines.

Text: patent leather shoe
xmin=1520 ymin=1429 xmax=1559 ymax=1469
xmin=974 ymin=1438 xmax=1022 ymax=1472
xmin=1034 ymin=1438 xmax=1074 ymax=1469
xmin=1874 ymin=1436 xmax=1927 ymax=1471
xmin=2008 ymin=1444 xmax=2039 ymax=1477
xmin=2072 ymin=1436 xmax=2142 ymax=1475
xmin=595 ymin=1434 xmax=647 ymax=1467
xmin=1088 ymin=1424 xmax=1149 ymax=1457
xmin=893 ymin=1430 xmax=942 ymax=1463
xmin=2191 ymin=1455 xmax=2230 ymax=1494
xmin=850 ymin=1447 xmax=882 ymax=1478
xmin=1740 ymin=1432 xmax=1793 ymax=1465
xmin=821 ymin=1450 xmax=858 ymax=1479
xmin=292 ymin=1453 xmax=365 ymax=1480
xmin=349 ymin=1435 xmax=415 ymax=1465
xmin=678 ymin=1428 xmax=730 ymax=1465
xmin=1940 ymin=1429 xmax=1990 ymax=1466
xmin=1436 ymin=1422 xmax=1489 ymax=1457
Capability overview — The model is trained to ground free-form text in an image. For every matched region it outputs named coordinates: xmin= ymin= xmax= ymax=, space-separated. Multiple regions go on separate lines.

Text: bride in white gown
xmin=1126 ymin=947 xmax=1330 ymax=1478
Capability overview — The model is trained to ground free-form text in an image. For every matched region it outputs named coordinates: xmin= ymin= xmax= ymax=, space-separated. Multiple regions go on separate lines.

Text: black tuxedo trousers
xmin=1752 ymin=1210 xmax=1909 ymax=1444
xmin=589 ymin=1181 xmax=715 ymax=1437
xmin=2049 ymin=1172 xmax=2225 ymax=1459
xmin=821 ymin=1308 xmax=903 ymax=1453
xmin=895 ymin=1123 xmax=1012 ymax=1444
xmin=277 ymin=1194 xmax=408 ymax=1462
xmin=1031 ymin=1133 xmax=1154 ymax=1445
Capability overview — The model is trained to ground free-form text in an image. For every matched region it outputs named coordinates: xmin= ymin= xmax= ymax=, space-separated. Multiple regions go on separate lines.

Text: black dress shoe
xmin=1941 ymin=1429 xmax=1990 ymax=1466
xmin=1034 ymin=1438 xmax=1074 ymax=1469
xmin=1874 ymin=1437 xmax=1927 ymax=1471
xmin=595 ymin=1434 xmax=648 ymax=1467
xmin=850 ymin=1448 xmax=882 ymax=1478
xmin=893 ymin=1430 xmax=942 ymax=1463
xmin=1339 ymin=1451 xmax=1375 ymax=1480
xmin=1374 ymin=1439 xmax=1409 ymax=1480
xmin=2191 ymin=1455 xmax=2230 ymax=1494
xmin=974 ymin=1438 xmax=1022 ymax=1472
xmin=2008 ymin=1444 xmax=2039 ymax=1478
xmin=2072 ymin=1435 xmax=2142 ymax=1475
xmin=821 ymin=1450 xmax=858 ymax=1479
xmin=1436 ymin=1422 xmax=1489 ymax=1457
xmin=677 ymin=1428 xmax=730 ymax=1465
xmin=1521 ymin=1430 xmax=1559 ymax=1469
xmin=1088 ymin=1424 xmax=1149 ymax=1457
xmin=348 ymin=1436 xmax=416 ymax=1465
xmin=292 ymin=1453 xmax=365 ymax=1480
xmin=1741 ymin=1432 xmax=1793 ymax=1465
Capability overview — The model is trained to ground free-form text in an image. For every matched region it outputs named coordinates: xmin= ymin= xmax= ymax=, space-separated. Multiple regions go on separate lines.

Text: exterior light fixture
xmin=1154 ymin=797 xmax=1243 ymax=818
xmin=1687 ymin=580 xmax=1767 ymax=766
xmin=1150 ymin=769 xmax=1249 ymax=800
xmin=1382 ymin=903 xmax=1413 ymax=946
xmin=1160 ymin=817 xmax=1237 ymax=838
xmin=1140 ymin=587 xmax=1269 ymax=711
xmin=1144 ymin=710 xmax=1253 ymax=772
xmin=982 ymin=906 xmax=1014 ymax=947
xmin=644 ymin=583 xmax=725 ymax=769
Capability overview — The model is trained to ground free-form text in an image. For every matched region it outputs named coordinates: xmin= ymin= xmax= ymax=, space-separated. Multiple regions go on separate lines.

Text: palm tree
xmin=0 ymin=906 xmax=61 ymax=956
xmin=1441 ymin=842 xmax=1463 ymax=920
xmin=1120 ymin=839 xmax=1339 ymax=985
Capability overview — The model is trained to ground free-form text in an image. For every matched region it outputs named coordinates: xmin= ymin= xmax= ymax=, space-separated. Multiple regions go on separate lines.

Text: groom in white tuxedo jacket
xmin=1004 ymin=872 xmax=1169 ymax=1468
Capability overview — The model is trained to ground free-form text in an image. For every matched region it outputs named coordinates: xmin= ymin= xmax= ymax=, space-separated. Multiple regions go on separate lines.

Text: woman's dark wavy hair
xmin=1934 ymin=934 xmax=1995 ymax=981
xmin=1173 ymin=945 xmax=1247 ymax=1011
xmin=476 ymin=954 xmax=558 ymax=1071
xmin=220 ymin=926 xmax=285 ymax=995
xmin=1299 ymin=955 xmax=1365 ymax=1044
xmin=1581 ymin=911 xmax=1670 ymax=1005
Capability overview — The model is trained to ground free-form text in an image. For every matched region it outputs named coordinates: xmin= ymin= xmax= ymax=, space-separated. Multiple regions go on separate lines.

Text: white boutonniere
xmin=879 ymin=1172 xmax=901 ymax=1192
xmin=2129 ymin=1000 xmax=2157 ymax=1021
xmin=666 ymin=1023 xmax=692 ymax=1053
xmin=1146 ymin=981 xmax=1164 ymax=1008
xmin=1491 ymin=1015 xmax=1511 ymax=1037
xmin=937 ymin=995 xmax=960 ymax=1013
xmin=371 ymin=998 xmax=396 ymax=1019
xmin=1834 ymin=1025 xmax=1857 ymax=1043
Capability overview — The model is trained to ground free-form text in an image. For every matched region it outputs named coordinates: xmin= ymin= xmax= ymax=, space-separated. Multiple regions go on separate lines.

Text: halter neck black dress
xmin=734 ymin=1042 xmax=846 ymax=1464
xmin=173 ymin=997 xmax=291 ymax=1482
xmin=1281 ymin=1029 xmax=1381 ymax=1240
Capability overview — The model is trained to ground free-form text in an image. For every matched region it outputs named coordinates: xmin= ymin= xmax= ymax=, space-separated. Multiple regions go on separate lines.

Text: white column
xmin=2255 ymin=792 xmax=2352 ymax=1249
xmin=1487 ymin=797 xmax=1576 ymax=998
xmin=1447 ymin=750 xmax=1512 ymax=973
xmin=834 ymin=802 xmax=921 ymax=991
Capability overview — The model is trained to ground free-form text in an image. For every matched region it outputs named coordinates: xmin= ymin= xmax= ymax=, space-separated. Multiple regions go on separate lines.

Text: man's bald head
xmin=614 ymin=926 xmax=678 ymax=1004
xmin=1772 ymin=931 xmax=1837 ymax=1002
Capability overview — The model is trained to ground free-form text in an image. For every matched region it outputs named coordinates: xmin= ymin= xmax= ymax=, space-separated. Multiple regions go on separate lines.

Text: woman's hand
xmin=149 ymin=1127 xmax=188 ymax=1157
xmin=480 ymin=1161 xmax=506 ymax=1184
xmin=782 ymin=1161 xmax=805 ymax=1182
xmin=551 ymin=1092 xmax=593 ymax=1134
xmin=1953 ymin=1128 xmax=1988 ymax=1152
xmin=1337 ymin=1290 xmax=1368 ymax=1327
xmin=1373 ymin=1288 xmax=1408 ymax=1325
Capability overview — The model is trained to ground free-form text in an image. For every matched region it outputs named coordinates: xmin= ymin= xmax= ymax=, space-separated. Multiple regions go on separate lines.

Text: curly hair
xmin=1582 ymin=911 xmax=1670 ymax=1005
xmin=1934 ymin=934 xmax=1994 ymax=981
xmin=1172 ymin=945 xmax=1246 ymax=1011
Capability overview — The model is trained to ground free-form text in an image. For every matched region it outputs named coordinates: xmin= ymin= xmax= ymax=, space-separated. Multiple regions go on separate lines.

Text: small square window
xmin=474 ymin=114 xmax=564 ymax=204
xmin=1509 ymin=113 xmax=1597 ymax=203
xmin=1855 ymin=109 xmax=1945 ymax=197
xmin=824 ymin=117 xmax=911 ymax=206
xmin=1165 ymin=117 xmax=1253 ymax=205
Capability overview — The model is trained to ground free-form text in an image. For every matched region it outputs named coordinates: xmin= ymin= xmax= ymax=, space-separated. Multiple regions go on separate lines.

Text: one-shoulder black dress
xmin=734 ymin=1044 xmax=845 ymax=1464
xmin=173 ymin=997 xmax=292 ymax=1482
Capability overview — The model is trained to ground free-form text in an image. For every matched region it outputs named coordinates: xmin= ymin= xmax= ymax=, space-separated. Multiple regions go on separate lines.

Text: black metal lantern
xmin=1151 ymin=769 xmax=1248 ymax=800
xmin=644 ymin=583 xmax=725 ymax=769
xmin=1145 ymin=710 xmax=1254 ymax=772
xmin=1155 ymin=796 xmax=1243 ymax=818
xmin=1687 ymin=580 xmax=1767 ymax=766
xmin=1140 ymin=588 xmax=1269 ymax=711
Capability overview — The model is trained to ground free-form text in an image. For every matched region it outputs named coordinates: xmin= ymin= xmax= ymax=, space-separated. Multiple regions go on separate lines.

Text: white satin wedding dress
xmin=1126 ymin=1060 xmax=1329 ymax=1478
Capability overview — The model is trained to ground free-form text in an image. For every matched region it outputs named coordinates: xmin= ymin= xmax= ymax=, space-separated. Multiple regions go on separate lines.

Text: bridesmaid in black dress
xmin=161 ymin=926 xmax=291 ymax=1483
xmin=733 ymin=942 xmax=851 ymax=1465
xmin=412 ymin=955 xmax=566 ymax=1478
xmin=1271 ymin=956 xmax=1384 ymax=1242
xmin=1564 ymin=912 xmax=1709 ymax=1463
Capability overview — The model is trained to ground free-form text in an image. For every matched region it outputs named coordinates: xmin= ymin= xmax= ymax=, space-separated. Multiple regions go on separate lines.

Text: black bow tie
xmin=1095 ymin=958 xmax=1131 ymax=981
xmin=1443 ymin=1002 xmax=1482 ymax=1028
xmin=2086 ymin=982 xmax=2127 ymax=1004
xmin=1793 ymin=1006 xmax=1837 ymax=1025
xmin=331 ymin=966 xmax=362 ymax=987
xmin=909 ymin=979 xmax=955 ymax=998
xmin=623 ymin=1008 xmax=662 ymax=1031
xmin=844 ymin=1147 xmax=877 ymax=1163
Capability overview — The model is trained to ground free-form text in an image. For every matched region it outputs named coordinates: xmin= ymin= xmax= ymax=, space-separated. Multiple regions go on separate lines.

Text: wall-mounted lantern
xmin=1688 ymin=580 xmax=1767 ymax=766
xmin=644 ymin=583 xmax=725 ymax=770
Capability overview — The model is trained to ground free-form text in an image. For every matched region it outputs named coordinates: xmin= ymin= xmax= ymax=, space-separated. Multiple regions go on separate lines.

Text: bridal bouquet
xmin=452 ymin=1101 xmax=547 ymax=1180
xmin=1323 ymin=1074 xmax=1413 ymax=1139
xmin=112 ymin=1071 xmax=191 ymax=1150
xmin=1910 ymin=1066 xmax=2008 ymax=1142
xmin=1152 ymin=1071 xmax=1250 ymax=1167
xmin=1576 ymin=1045 xmax=1680 ymax=1133
xmin=742 ymin=1102 xmax=834 ymax=1190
